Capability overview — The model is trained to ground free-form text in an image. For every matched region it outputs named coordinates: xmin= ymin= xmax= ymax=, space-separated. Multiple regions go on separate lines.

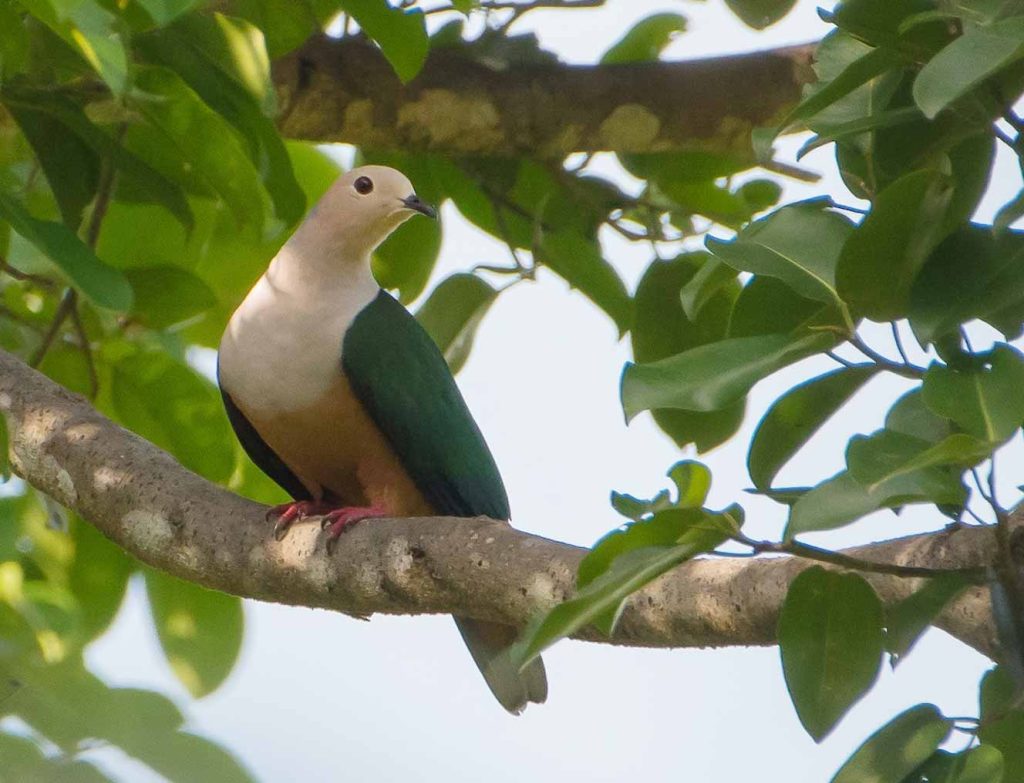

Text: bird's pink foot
xmin=321 ymin=504 xmax=388 ymax=554
xmin=266 ymin=500 xmax=332 ymax=541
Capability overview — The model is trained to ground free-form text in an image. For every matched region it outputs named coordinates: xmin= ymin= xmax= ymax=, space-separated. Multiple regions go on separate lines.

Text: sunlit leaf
xmin=341 ymin=0 xmax=428 ymax=82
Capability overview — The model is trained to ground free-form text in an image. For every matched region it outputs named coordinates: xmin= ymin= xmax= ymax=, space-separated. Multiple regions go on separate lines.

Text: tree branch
xmin=0 ymin=349 xmax=1008 ymax=660
xmin=273 ymin=36 xmax=817 ymax=157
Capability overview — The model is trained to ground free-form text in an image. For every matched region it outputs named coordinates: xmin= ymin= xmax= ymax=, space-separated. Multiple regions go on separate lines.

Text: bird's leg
xmin=321 ymin=504 xmax=388 ymax=554
xmin=266 ymin=500 xmax=333 ymax=541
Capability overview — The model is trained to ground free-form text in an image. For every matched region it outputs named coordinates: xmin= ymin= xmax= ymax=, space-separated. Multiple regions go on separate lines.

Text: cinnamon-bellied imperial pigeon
xmin=218 ymin=165 xmax=547 ymax=713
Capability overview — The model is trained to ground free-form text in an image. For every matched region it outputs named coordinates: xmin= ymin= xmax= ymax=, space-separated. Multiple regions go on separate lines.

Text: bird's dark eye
xmin=354 ymin=176 xmax=374 ymax=195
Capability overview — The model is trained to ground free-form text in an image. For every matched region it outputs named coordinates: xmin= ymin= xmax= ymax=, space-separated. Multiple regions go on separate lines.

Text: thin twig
xmin=28 ymin=289 xmax=75 ymax=368
xmin=848 ymin=333 xmax=926 ymax=378
xmin=891 ymin=322 xmax=912 ymax=366
xmin=0 ymin=259 xmax=55 ymax=288
xmin=732 ymin=530 xmax=988 ymax=583
xmin=69 ymin=303 xmax=98 ymax=400
xmin=826 ymin=350 xmax=859 ymax=369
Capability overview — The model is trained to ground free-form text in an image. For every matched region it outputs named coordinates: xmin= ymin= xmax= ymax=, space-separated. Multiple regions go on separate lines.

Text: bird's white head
xmin=290 ymin=165 xmax=436 ymax=262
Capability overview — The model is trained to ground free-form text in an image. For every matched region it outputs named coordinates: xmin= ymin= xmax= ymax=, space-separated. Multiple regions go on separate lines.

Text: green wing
xmin=341 ymin=290 xmax=510 ymax=521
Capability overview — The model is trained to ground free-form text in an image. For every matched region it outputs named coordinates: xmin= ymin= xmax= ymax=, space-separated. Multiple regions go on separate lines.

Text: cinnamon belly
xmin=238 ymin=373 xmax=433 ymax=517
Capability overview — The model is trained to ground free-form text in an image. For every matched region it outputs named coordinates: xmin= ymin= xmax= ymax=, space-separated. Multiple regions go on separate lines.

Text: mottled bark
xmin=273 ymin=36 xmax=816 ymax=157
xmin=0 ymin=350 xmax=1008 ymax=659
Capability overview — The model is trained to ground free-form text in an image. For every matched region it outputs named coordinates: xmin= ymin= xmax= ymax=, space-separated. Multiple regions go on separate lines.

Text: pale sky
xmin=82 ymin=1 xmax=1022 ymax=780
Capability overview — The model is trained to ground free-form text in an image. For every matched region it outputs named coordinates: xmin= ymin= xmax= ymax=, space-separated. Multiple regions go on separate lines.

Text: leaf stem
xmin=731 ymin=530 xmax=987 ymax=583
xmin=28 ymin=289 xmax=76 ymax=368
xmin=890 ymin=322 xmax=912 ymax=366
xmin=848 ymin=332 xmax=925 ymax=378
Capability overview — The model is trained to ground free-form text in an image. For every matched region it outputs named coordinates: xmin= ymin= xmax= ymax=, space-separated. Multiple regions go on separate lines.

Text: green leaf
xmin=373 ymin=209 xmax=442 ymax=304
xmin=847 ymin=431 xmax=994 ymax=490
xmin=129 ymin=65 xmax=270 ymax=228
xmin=0 ymin=190 xmax=133 ymax=310
xmin=725 ymin=0 xmax=797 ymax=29
xmin=786 ymin=466 xmax=967 ymax=538
xmin=707 ymin=204 xmax=854 ymax=307
xmin=679 ymin=259 xmax=737 ymax=321
xmin=136 ymin=14 xmax=305 ymax=225
xmin=837 ymin=169 xmax=954 ymax=321
xmin=778 ymin=567 xmax=884 ymax=741
xmin=729 ymin=275 xmax=839 ymax=338
xmin=979 ymin=667 xmax=1024 ymax=780
xmin=68 ymin=519 xmax=134 ymax=643
xmin=995 ymin=188 xmax=1024 ymax=230
xmin=15 ymin=0 xmax=128 ymax=93
xmin=600 ymin=13 xmax=686 ymax=64
xmin=128 ymin=731 xmax=257 ymax=783
xmin=132 ymin=0 xmax=205 ymax=26
xmin=4 ymin=99 xmax=99 ymax=228
xmin=632 ymin=254 xmax=744 ymax=451
xmin=124 ymin=266 xmax=217 ymax=330
xmin=111 ymin=351 xmax=235 ymax=483
xmin=0 ymin=413 xmax=9 ymax=482
xmin=885 ymin=574 xmax=970 ymax=664
xmin=922 ymin=345 xmax=1024 ymax=442
xmin=1 ymin=86 xmax=194 ymax=230
xmin=914 ymin=16 xmax=1024 ymax=119
xmin=415 ymin=273 xmax=497 ymax=374
xmin=512 ymin=508 xmax=738 ymax=668
xmin=910 ymin=227 xmax=1024 ymax=344
xmin=145 ymin=569 xmax=243 ymax=698
xmin=621 ymin=332 xmax=833 ymax=420
xmin=832 ymin=704 xmax=952 ymax=783
xmin=748 ymin=365 xmax=877 ymax=491
xmin=538 ymin=230 xmax=632 ymax=334
xmin=957 ymin=746 xmax=1006 ymax=783
xmin=886 ymin=388 xmax=954 ymax=443
xmin=341 ymin=0 xmax=428 ymax=82
xmin=667 ymin=461 xmax=712 ymax=509
xmin=0 ymin=4 xmax=29 ymax=78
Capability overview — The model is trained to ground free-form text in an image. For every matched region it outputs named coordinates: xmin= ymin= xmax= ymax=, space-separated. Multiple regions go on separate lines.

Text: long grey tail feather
xmin=454 ymin=616 xmax=547 ymax=714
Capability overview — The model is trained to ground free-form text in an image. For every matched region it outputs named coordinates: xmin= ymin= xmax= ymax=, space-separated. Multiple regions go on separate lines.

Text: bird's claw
xmin=321 ymin=505 xmax=387 ymax=554
xmin=266 ymin=501 xmax=329 ymax=541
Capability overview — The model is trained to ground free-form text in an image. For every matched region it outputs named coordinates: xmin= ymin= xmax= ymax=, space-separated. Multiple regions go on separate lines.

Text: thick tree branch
xmin=273 ymin=37 xmax=817 ymax=157
xmin=0 ymin=350 xmax=1008 ymax=660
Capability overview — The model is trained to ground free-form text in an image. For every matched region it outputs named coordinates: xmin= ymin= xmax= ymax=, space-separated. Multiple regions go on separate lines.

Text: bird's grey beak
xmin=401 ymin=194 xmax=437 ymax=219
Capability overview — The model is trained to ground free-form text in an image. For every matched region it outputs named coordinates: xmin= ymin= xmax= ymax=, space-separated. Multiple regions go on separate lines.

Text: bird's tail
xmin=453 ymin=616 xmax=547 ymax=714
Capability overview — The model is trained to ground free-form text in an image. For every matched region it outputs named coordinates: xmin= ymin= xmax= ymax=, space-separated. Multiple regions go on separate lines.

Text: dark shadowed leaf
xmin=125 ymin=266 xmax=218 ymax=330
xmin=837 ymin=169 xmax=954 ymax=321
xmin=910 ymin=226 xmax=1024 ymax=344
xmin=885 ymin=574 xmax=970 ymax=665
xmin=922 ymin=345 xmax=1024 ymax=442
xmin=913 ymin=16 xmax=1024 ymax=119
xmin=632 ymin=254 xmax=744 ymax=451
xmin=341 ymin=0 xmax=428 ymax=82
xmin=725 ymin=0 xmax=797 ymax=30
xmin=749 ymin=365 xmax=877 ymax=491
xmin=4 ymin=99 xmax=99 ymax=228
xmin=729 ymin=275 xmax=839 ymax=338
xmin=145 ymin=569 xmax=244 ymax=698
xmin=832 ymin=704 xmax=951 ymax=783
xmin=17 ymin=0 xmax=128 ymax=93
xmin=600 ymin=13 xmax=686 ymax=64
xmin=415 ymin=273 xmax=497 ymax=374
xmin=778 ymin=567 xmax=884 ymax=741
xmin=0 ymin=190 xmax=133 ymax=310
xmin=679 ymin=259 xmax=737 ymax=320
xmin=622 ymin=332 xmax=833 ymax=420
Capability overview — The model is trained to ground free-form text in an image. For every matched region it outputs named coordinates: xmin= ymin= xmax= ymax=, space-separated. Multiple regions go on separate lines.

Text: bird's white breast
xmin=218 ymin=247 xmax=379 ymax=414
